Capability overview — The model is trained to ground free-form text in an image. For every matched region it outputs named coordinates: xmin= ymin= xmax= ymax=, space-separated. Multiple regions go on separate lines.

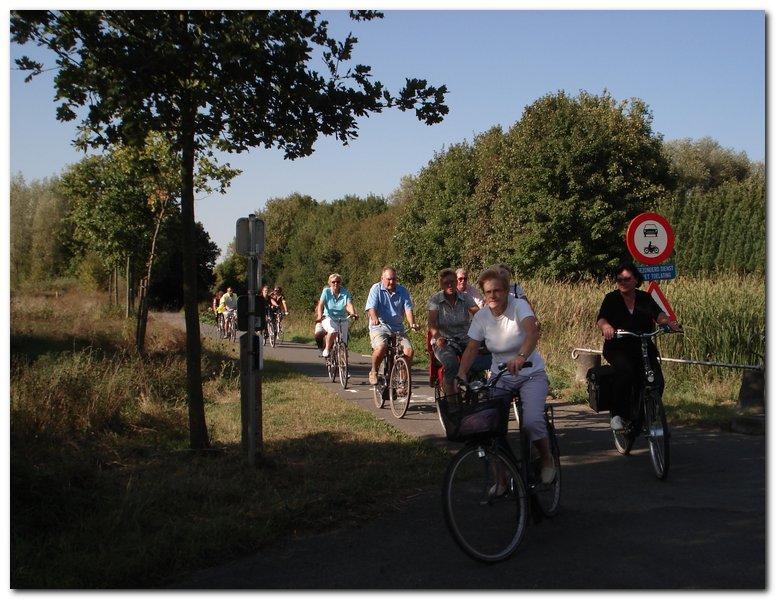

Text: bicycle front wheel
xmin=645 ymin=391 xmax=670 ymax=480
xmin=268 ymin=320 xmax=277 ymax=348
xmin=389 ymin=356 xmax=412 ymax=418
xmin=443 ymin=444 xmax=528 ymax=563
xmin=337 ymin=343 xmax=349 ymax=389
xmin=326 ymin=349 xmax=337 ymax=383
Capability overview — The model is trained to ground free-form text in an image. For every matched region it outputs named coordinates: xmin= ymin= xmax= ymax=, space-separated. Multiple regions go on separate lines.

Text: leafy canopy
xmin=12 ymin=10 xmax=448 ymax=158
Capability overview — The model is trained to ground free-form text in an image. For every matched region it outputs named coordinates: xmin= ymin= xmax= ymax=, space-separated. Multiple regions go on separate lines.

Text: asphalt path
xmin=165 ymin=315 xmax=765 ymax=589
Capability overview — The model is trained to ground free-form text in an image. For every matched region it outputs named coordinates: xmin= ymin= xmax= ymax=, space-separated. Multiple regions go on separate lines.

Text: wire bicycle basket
xmin=438 ymin=387 xmax=509 ymax=442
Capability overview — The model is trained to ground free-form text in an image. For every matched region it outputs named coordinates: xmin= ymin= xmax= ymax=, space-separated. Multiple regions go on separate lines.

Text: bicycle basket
xmin=438 ymin=389 xmax=509 ymax=442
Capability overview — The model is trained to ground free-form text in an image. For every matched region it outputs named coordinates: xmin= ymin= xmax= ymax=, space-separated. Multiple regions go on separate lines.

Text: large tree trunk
xmin=180 ymin=109 xmax=209 ymax=449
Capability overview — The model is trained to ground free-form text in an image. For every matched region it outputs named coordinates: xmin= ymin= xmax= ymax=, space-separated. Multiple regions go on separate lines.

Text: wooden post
xmin=738 ymin=368 xmax=765 ymax=412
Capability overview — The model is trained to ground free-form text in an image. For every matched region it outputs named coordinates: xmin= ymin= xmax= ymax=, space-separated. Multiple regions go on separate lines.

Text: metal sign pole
xmin=237 ymin=215 xmax=265 ymax=466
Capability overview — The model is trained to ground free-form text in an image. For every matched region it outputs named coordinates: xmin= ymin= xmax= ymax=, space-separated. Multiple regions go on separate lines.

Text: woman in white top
xmin=456 ymin=266 xmax=555 ymax=485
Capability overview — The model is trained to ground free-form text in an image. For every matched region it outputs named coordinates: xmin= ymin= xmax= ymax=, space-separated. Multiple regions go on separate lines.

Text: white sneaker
xmin=321 ymin=349 xmax=329 ymax=358
xmin=610 ymin=415 xmax=625 ymax=431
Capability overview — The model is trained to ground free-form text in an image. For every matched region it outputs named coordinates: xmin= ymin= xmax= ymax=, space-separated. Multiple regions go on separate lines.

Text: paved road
xmin=162 ymin=315 xmax=766 ymax=589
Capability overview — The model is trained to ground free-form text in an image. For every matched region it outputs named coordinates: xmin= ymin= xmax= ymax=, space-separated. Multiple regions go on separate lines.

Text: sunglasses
xmin=616 ymin=276 xmax=634 ymax=283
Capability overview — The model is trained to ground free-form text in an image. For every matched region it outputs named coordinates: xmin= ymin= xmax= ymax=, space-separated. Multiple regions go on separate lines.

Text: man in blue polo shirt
xmin=365 ymin=266 xmax=419 ymax=385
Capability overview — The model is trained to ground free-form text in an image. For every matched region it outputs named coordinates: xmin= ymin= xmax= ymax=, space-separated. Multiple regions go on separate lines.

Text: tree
xmin=147 ymin=218 xmax=220 ymax=309
xmin=10 ymin=174 xmax=36 ymax=286
xmin=494 ymin=90 xmax=673 ymax=279
xmin=26 ymin=177 xmax=74 ymax=282
xmin=212 ymin=242 xmax=248 ymax=295
xmin=60 ymin=133 xmax=236 ymax=352
xmin=663 ymin=137 xmax=752 ymax=195
xmin=12 ymin=10 xmax=448 ymax=449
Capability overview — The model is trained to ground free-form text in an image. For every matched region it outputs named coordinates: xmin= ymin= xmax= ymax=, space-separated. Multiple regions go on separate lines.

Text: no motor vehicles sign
xmin=626 ymin=212 xmax=675 ymax=265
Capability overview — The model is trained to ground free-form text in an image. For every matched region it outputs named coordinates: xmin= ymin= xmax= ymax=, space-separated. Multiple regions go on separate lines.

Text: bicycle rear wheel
xmin=645 ymin=391 xmax=670 ymax=480
xmin=613 ymin=426 xmax=636 ymax=455
xmin=389 ymin=356 xmax=412 ymax=418
xmin=442 ymin=444 xmax=528 ymax=563
xmin=533 ymin=410 xmax=561 ymax=517
xmin=337 ymin=343 xmax=349 ymax=389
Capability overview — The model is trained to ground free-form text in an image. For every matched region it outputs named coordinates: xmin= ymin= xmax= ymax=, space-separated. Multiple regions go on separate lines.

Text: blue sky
xmin=8 ymin=9 xmax=765 ymax=258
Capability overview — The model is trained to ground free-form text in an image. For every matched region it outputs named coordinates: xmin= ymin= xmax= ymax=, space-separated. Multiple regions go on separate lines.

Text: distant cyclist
xmin=269 ymin=286 xmax=289 ymax=319
xmin=257 ymin=285 xmax=271 ymax=336
xmin=455 ymin=268 xmax=485 ymax=309
xmin=314 ymin=273 xmax=358 ymax=358
xmin=212 ymin=290 xmax=224 ymax=330
xmin=219 ymin=286 xmax=238 ymax=336
xmin=365 ymin=266 xmax=419 ymax=385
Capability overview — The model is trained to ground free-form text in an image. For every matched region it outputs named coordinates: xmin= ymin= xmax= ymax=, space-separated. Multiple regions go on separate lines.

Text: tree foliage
xmin=10 ymin=174 xmax=75 ymax=286
xmin=394 ymin=91 xmax=674 ymax=281
xmin=254 ymin=193 xmax=390 ymax=312
xmin=663 ymin=137 xmax=752 ymax=195
xmin=657 ymin=169 xmax=764 ymax=275
xmin=12 ymin=9 xmax=448 ymax=449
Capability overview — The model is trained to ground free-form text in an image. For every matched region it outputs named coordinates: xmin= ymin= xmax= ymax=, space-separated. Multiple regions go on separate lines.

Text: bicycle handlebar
xmin=316 ymin=314 xmax=358 ymax=324
xmin=455 ymin=361 xmax=533 ymax=394
xmin=369 ymin=315 xmax=418 ymax=331
xmin=615 ymin=324 xmax=683 ymax=340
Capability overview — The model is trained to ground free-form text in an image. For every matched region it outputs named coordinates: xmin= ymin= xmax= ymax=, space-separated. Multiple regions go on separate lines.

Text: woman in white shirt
xmin=456 ymin=266 xmax=555 ymax=485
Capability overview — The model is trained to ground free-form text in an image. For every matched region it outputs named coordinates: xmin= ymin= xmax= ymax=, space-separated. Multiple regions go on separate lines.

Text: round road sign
xmin=626 ymin=212 xmax=675 ymax=265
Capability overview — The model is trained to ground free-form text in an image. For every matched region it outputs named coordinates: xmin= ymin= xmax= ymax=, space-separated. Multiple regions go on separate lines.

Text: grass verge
xmin=11 ymin=290 xmax=448 ymax=588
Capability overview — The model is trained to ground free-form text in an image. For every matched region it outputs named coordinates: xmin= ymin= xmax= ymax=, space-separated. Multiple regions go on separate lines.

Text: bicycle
xmin=322 ymin=315 xmax=357 ymax=389
xmin=372 ymin=328 xmax=414 ymax=419
xmin=611 ymin=325 xmax=682 ymax=480
xmin=223 ymin=309 xmax=238 ymax=342
xmin=440 ymin=363 xmax=561 ymax=563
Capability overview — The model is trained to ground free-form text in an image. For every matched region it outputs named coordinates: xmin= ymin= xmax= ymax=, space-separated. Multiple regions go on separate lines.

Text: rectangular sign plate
xmin=636 ymin=262 xmax=677 ymax=281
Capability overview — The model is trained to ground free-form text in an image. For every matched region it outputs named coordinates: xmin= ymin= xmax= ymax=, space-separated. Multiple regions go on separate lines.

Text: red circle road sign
xmin=626 ymin=212 xmax=675 ymax=265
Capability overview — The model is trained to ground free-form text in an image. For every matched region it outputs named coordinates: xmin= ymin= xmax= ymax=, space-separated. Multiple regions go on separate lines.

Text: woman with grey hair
xmin=457 ymin=266 xmax=555 ymax=485
xmin=427 ymin=268 xmax=489 ymax=396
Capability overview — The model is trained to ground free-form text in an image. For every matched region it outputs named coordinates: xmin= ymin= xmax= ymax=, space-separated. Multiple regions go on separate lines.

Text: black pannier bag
xmin=586 ymin=364 xmax=616 ymax=413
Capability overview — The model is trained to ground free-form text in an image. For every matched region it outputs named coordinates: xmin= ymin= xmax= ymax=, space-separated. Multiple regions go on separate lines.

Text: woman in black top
xmin=596 ymin=262 xmax=680 ymax=431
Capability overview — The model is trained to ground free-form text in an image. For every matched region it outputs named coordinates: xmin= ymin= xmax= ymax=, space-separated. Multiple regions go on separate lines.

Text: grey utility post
xmin=236 ymin=216 xmax=265 ymax=465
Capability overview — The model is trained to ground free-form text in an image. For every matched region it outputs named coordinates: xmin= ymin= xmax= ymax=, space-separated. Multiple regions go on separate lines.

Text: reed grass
xmin=283 ymin=273 xmax=764 ymax=418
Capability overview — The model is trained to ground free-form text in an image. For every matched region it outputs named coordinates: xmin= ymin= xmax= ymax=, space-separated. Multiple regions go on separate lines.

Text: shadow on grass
xmin=11 ymin=420 xmax=447 ymax=589
xmin=10 ymin=332 xmax=127 ymax=364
